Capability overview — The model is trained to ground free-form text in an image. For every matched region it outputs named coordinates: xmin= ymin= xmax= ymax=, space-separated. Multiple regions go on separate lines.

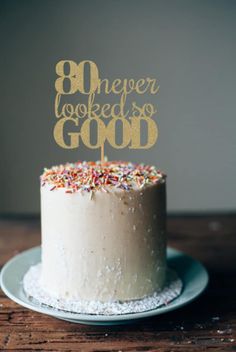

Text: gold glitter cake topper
xmin=53 ymin=60 xmax=159 ymax=161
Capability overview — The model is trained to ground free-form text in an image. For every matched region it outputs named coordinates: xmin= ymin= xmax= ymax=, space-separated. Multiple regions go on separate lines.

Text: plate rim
xmin=0 ymin=246 xmax=209 ymax=323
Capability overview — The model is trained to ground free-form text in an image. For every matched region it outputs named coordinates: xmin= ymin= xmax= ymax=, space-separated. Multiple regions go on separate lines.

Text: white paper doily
xmin=23 ymin=263 xmax=182 ymax=315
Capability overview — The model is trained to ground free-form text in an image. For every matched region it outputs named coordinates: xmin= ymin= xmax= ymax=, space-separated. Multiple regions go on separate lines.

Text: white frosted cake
xmin=40 ymin=161 xmax=167 ymax=302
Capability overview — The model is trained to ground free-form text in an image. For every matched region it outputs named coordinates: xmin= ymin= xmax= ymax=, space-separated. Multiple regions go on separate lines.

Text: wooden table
xmin=0 ymin=214 xmax=235 ymax=351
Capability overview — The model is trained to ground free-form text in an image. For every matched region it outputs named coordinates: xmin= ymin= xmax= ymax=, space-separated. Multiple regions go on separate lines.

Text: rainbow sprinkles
xmin=40 ymin=161 xmax=166 ymax=195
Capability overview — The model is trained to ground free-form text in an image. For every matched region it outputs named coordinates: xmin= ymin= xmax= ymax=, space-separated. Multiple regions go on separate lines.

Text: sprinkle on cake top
xmin=41 ymin=161 xmax=165 ymax=194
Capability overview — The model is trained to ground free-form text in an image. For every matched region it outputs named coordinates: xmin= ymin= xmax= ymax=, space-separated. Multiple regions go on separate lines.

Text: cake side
xmin=40 ymin=161 xmax=167 ymax=302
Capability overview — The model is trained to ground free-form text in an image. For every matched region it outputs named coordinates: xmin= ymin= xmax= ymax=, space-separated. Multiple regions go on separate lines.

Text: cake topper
xmin=54 ymin=60 xmax=159 ymax=161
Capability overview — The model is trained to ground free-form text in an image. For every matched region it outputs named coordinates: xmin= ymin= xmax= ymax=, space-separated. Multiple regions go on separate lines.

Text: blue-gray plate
xmin=0 ymin=246 xmax=208 ymax=325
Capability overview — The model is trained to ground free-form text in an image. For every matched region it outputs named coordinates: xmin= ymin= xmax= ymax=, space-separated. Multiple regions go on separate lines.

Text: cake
xmin=40 ymin=161 xmax=167 ymax=302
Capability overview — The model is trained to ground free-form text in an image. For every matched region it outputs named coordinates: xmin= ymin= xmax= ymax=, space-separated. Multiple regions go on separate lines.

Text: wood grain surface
xmin=0 ymin=214 xmax=235 ymax=351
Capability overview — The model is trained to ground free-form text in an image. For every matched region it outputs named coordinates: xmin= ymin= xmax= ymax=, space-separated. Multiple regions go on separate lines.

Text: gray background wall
xmin=0 ymin=0 xmax=235 ymax=214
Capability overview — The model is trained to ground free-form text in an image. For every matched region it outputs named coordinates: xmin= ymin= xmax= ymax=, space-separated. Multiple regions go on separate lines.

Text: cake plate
xmin=0 ymin=247 xmax=208 ymax=325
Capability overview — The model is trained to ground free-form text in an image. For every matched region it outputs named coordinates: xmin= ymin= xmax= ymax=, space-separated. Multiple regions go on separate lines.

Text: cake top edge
xmin=40 ymin=160 xmax=166 ymax=193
